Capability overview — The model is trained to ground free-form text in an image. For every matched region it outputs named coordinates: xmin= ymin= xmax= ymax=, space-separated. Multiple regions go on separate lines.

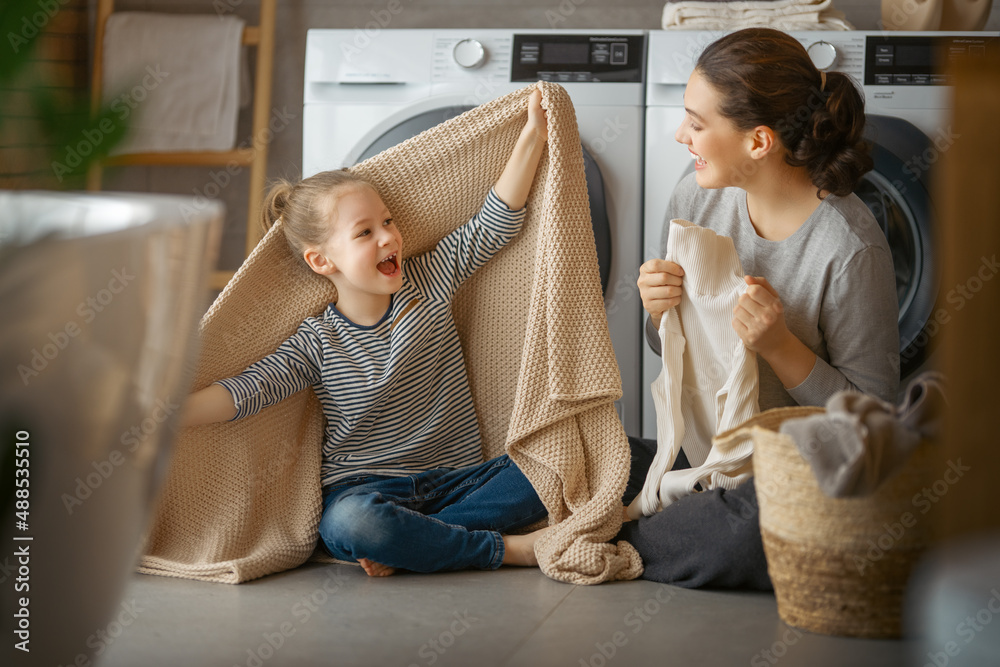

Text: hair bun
xmin=789 ymin=71 xmax=873 ymax=197
xmin=695 ymin=28 xmax=873 ymax=198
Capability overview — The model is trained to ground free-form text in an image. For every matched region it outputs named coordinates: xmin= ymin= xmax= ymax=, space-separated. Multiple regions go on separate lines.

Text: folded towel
xmin=102 ymin=13 xmax=245 ymax=154
xmin=136 ymin=82 xmax=642 ymax=585
xmin=779 ymin=372 xmax=947 ymax=498
xmin=662 ymin=0 xmax=854 ymax=30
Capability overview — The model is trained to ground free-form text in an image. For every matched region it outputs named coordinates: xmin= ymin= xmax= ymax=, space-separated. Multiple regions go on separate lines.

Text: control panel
xmin=511 ymin=34 xmax=645 ymax=83
xmin=865 ymin=34 xmax=999 ymax=85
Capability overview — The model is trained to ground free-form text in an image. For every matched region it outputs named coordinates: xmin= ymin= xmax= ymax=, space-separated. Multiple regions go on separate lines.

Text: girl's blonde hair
xmin=260 ymin=169 xmax=376 ymax=264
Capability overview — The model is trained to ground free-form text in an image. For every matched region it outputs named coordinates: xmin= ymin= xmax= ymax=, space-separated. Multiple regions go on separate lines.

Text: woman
xmin=618 ymin=28 xmax=899 ymax=589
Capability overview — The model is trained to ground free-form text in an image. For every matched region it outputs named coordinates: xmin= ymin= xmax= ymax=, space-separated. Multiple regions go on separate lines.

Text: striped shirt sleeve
xmin=214 ymin=320 xmax=325 ymax=420
xmin=406 ymin=188 xmax=525 ymax=300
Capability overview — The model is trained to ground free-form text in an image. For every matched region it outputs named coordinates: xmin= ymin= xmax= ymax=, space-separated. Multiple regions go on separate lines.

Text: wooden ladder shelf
xmin=87 ymin=0 xmax=277 ymax=291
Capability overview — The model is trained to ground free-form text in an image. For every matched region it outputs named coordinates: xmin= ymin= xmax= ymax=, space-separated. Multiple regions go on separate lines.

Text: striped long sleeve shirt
xmin=216 ymin=189 xmax=524 ymax=488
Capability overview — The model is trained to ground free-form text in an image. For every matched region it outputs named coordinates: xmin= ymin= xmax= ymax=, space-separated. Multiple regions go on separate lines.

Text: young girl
xmin=620 ymin=29 xmax=900 ymax=589
xmin=182 ymin=89 xmax=549 ymax=577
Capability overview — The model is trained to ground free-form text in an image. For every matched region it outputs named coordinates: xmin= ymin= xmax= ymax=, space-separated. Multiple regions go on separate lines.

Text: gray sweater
xmin=646 ymin=173 xmax=900 ymax=409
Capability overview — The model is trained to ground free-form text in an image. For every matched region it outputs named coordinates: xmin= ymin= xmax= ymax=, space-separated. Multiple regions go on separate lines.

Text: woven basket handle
xmin=711 ymin=420 xmax=759 ymax=454
xmin=711 ymin=406 xmax=827 ymax=453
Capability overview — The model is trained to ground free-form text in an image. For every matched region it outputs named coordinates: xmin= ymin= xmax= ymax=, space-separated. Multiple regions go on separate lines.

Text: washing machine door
xmin=355 ymin=106 xmax=613 ymax=294
xmin=857 ymin=114 xmax=936 ymax=380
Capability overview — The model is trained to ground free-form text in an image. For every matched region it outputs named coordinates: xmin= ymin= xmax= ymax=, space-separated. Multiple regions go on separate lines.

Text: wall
xmin=0 ymin=0 xmax=89 ymax=189
xmin=95 ymin=0 xmax=1000 ymax=272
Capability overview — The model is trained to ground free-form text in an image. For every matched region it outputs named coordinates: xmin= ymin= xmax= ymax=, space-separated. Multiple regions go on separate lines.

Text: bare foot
xmin=501 ymin=526 xmax=551 ymax=567
xmin=358 ymin=558 xmax=396 ymax=577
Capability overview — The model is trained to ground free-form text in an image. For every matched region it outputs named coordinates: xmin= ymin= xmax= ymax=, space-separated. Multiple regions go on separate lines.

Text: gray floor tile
xmin=98 ymin=563 xmax=914 ymax=667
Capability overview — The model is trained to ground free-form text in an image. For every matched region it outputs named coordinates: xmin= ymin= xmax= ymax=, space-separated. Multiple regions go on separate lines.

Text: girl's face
xmin=319 ymin=185 xmax=404 ymax=298
xmin=674 ymin=69 xmax=756 ymax=190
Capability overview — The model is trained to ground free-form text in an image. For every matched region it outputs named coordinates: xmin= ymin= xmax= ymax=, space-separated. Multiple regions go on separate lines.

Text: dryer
xmin=304 ymin=29 xmax=647 ymax=436
xmin=643 ymin=29 xmax=999 ymax=437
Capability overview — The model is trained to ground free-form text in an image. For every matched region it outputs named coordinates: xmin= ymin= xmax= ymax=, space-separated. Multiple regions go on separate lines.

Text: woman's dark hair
xmin=695 ymin=28 xmax=873 ymax=197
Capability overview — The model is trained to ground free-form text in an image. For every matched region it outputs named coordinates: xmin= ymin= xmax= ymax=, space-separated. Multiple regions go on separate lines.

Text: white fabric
xmin=661 ymin=0 xmax=854 ymax=31
xmin=628 ymin=219 xmax=760 ymax=519
xmin=102 ymin=13 xmax=245 ymax=154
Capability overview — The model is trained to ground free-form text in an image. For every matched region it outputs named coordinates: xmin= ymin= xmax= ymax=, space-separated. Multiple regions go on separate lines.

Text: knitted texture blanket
xmin=137 ymin=82 xmax=642 ymax=585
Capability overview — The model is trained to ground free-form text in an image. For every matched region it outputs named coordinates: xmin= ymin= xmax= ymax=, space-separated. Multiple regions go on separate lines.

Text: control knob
xmin=453 ymin=38 xmax=486 ymax=69
xmin=807 ymin=40 xmax=838 ymax=71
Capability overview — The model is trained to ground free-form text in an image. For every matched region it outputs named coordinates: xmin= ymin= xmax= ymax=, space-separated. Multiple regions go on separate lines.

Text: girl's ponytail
xmin=258 ymin=169 xmax=376 ymax=266
xmin=260 ymin=178 xmax=295 ymax=235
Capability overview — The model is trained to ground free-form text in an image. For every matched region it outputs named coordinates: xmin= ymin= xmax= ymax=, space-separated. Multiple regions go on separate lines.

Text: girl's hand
xmin=524 ymin=88 xmax=548 ymax=143
xmin=732 ymin=276 xmax=789 ymax=355
xmin=493 ymin=87 xmax=548 ymax=210
xmin=638 ymin=259 xmax=685 ymax=329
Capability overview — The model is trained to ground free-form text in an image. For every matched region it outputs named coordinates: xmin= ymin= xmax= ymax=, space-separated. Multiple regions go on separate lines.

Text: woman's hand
xmin=733 ymin=275 xmax=816 ymax=388
xmin=732 ymin=276 xmax=788 ymax=355
xmin=638 ymin=259 xmax=685 ymax=329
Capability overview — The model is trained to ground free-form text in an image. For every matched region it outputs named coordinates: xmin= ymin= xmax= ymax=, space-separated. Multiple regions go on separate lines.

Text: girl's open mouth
xmin=376 ymin=253 xmax=399 ymax=276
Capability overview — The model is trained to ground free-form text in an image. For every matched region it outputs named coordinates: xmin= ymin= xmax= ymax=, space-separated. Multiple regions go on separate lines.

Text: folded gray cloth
xmin=779 ymin=372 xmax=946 ymax=498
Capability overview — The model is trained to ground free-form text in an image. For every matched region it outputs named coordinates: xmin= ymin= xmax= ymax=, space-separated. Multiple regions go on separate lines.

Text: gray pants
xmin=617 ymin=436 xmax=773 ymax=591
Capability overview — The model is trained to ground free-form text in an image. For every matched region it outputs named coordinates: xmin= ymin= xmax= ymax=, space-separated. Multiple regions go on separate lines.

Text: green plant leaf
xmin=0 ymin=0 xmax=47 ymax=82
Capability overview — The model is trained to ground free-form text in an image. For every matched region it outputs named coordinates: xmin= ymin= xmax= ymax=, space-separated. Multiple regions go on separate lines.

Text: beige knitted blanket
xmin=137 ymin=82 xmax=642 ymax=585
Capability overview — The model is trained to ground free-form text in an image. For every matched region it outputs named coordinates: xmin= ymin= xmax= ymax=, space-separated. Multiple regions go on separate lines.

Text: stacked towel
xmin=136 ymin=82 xmax=642 ymax=585
xmin=102 ymin=13 xmax=245 ymax=154
xmin=662 ymin=0 xmax=853 ymax=30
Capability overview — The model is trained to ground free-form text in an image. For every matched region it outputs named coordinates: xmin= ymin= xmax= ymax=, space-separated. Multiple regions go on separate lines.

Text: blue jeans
xmin=318 ymin=454 xmax=547 ymax=573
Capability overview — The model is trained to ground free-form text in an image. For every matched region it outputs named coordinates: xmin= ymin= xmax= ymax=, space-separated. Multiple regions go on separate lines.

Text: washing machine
xmin=303 ymin=29 xmax=647 ymax=436
xmin=642 ymin=29 xmax=1000 ymax=438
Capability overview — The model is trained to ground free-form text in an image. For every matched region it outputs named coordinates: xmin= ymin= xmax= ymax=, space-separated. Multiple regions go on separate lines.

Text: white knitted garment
xmin=629 ymin=219 xmax=760 ymax=519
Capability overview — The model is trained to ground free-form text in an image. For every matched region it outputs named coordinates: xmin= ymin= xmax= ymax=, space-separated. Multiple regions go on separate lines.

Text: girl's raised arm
xmin=493 ymin=88 xmax=548 ymax=211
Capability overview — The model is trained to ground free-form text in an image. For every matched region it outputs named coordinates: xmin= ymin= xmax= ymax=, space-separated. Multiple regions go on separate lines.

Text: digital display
xmin=896 ymin=45 xmax=934 ymax=68
xmin=511 ymin=34 xmax=644 ymax=83
xmin=542 ymin=43 xmax=589 ymax=65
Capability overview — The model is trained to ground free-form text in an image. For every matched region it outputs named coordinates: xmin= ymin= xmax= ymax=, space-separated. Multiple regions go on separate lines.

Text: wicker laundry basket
xmin=737 ymin=406 xmax=935 ymax=639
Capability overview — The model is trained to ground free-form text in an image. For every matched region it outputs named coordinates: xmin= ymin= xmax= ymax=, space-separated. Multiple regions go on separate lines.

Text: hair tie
xmin=819 ymin=70 xmax=827 ymax=93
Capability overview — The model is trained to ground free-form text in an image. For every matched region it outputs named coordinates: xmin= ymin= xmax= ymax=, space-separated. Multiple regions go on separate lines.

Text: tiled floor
xmin=98 ymin=562 xmax=913 ymax=667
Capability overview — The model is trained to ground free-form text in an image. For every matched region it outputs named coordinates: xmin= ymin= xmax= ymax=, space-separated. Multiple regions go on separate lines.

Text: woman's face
xmin=674 ymin=69 xmax=756 ymax=190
